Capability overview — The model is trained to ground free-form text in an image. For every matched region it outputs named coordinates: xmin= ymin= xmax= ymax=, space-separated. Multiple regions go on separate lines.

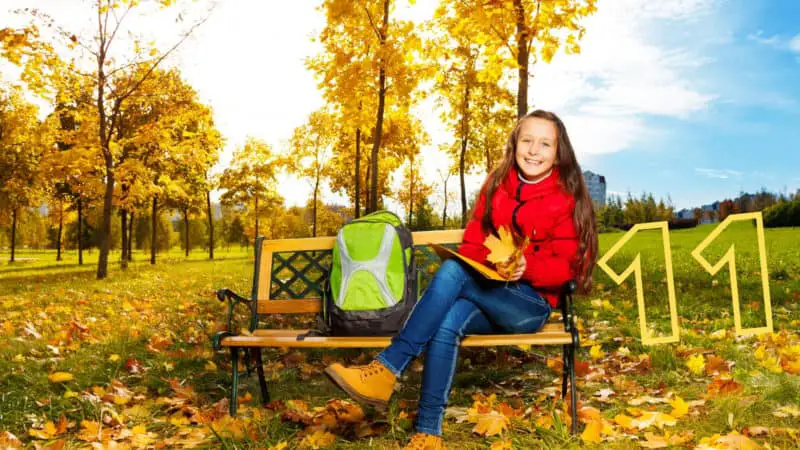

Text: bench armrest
xmin=215 ymin=288 xmax=255 ymax=346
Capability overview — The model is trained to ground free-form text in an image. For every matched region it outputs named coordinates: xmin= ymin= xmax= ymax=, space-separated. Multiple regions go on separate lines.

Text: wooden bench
xmin=212 ymin=229 xmax=581 ymax=433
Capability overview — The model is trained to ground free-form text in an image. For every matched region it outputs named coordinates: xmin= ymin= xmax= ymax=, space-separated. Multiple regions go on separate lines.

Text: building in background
xmin=583 ymin=170 xmax=607 ymax=207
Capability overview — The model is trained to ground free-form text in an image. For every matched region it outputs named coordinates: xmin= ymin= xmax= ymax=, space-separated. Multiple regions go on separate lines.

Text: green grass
xmin=1 ymin=225 xmax=799 ymax=449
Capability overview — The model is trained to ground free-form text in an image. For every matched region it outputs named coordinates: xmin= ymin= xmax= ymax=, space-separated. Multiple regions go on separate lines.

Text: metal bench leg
xmin=561 ymin=344 xmax=569 ymax=399
xmin=230 ymin=347 xmax=240 ymax=416
xmin=252 ymin=348 xmax=270 ymax=405
xmin=569 ymin=343 xmax=578 ymax=435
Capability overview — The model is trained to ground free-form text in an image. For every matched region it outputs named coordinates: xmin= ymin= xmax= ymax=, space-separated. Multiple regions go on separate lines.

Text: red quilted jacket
xmin=457 ymin=166 xmax=579 ymax=307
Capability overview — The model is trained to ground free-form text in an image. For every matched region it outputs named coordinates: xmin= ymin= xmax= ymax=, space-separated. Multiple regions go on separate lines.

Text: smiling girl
xmin=325 ymin=110 xmax=598 ymax=449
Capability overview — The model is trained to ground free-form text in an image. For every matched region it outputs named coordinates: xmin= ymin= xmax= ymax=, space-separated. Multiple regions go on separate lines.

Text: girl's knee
xmin=437 ymin=259 xmax=468 ymax=281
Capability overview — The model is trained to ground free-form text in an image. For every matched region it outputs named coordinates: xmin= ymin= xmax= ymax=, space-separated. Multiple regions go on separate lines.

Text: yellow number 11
xmin=597 ymin=213 xmax=773 ymax=345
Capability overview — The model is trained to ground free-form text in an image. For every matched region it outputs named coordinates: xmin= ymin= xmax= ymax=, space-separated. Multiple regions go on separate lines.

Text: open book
xmin=429 ymin=243 xmax=507 ymax=281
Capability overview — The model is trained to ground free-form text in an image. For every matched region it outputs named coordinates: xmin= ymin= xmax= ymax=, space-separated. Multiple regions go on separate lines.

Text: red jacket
xmin=457 ymin=166 xmax=579 ymax=307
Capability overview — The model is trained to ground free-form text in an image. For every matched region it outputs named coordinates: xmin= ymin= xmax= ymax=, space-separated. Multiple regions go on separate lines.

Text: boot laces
xmin=360 ymin=360 xmax=385 ymax=381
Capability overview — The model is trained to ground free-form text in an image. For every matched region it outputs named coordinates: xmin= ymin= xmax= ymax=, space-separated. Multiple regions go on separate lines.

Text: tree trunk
xmin=206 ymin=190 xmax=214 ymax=260
xmin=368 ymin=0 xmax=390 ymax=214
xmin=407 ymin=157 xmax=414 ymax=226
xmin=150 ymin=196 xmax=157 ymax=265
xmin=364 ymin=162 xmax=371 ymax=216
xmin=514 ymin=0 xmax=530 ymax=118
xmin=128 ymin=211 xmax=134 ymax=261
xmin=10 ymin=208 xmax=17 ymax=263
xmin=183 ymin=208 xmax=190 ymax=257
xmin=120 ymin=209 xmax=128 ymax=269
xmin=56 ymin=199 xmax=64 ymax=262
xmin=354 ymin=128 xmax=361 ymax=218
xmin=97 ymin=162 xmax=115 ymax=279
xmin=442 ymin=178 xmax=448 ymax=228
xmin=312 ymin=177 xmax=319 ymax=237
xmin=77 ymin=197 xmax=83 ymax=265
xmin=254 ymin=193 xmax=259 ymax=241
xmin=460 ymin=81 xmax=471 ymax=228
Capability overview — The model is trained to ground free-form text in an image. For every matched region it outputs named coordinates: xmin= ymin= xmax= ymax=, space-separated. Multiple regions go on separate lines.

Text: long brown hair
xmin=478 ymin=110 xmax=598 ymax=294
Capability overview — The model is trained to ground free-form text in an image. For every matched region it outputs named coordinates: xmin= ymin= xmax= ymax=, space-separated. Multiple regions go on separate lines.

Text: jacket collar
xmin=504 ymin=165 xmax=561 ymax=201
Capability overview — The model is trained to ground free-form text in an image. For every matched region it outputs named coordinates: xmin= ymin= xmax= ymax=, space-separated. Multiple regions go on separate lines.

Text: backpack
xmin=316 ymin=210 xmax=418 ymax=337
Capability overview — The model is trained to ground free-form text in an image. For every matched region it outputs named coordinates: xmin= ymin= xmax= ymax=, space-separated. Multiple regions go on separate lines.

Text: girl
xmin=325 ymin=110 xmax=598 ymax=450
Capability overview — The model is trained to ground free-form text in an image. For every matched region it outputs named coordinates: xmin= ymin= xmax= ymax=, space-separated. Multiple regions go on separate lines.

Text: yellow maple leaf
xmin=28 ymin=421 xmax=57 ymax=440
xmin=590 ymin=344 xmax=604 ymax=361
xmin=299 ymin=430 xmax=336 ymax=449
xmin=614 ymin=414 xmax=634 ymax=429
xmin=48 ymin=372 xmax=74 ymax=383
xmin=640 ymin=432 xmax=669 ymax=448
xmin=759 ymin=356 xmax=783 ymax=373
xmin=269 ymin=442 xmax=289 ymax=450
xmin=686 ymin=354 xmax=705 ymax=375
xmin=472 ymin=411 xmax=510 ymax=437
xmin=490 ymin=439 xmax=514 ymax=450
xmin=204 ymin=360 xmax=217 ymax=371
xmin=484 ymin=226 xmax=517 ymax=264
xmin=580 ymin=419 xmax=603 ymax=443
xmin=669 ymin=396 xmax=689 ymax=418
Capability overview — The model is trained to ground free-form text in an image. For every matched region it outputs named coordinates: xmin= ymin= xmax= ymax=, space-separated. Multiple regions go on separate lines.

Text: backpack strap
xmin=297 ymin=276 xmax=332 ymax=341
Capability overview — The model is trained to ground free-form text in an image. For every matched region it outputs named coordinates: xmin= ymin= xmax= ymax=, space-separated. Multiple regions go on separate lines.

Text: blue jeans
xmin=376 ymin=259 xmax=552 ymax=436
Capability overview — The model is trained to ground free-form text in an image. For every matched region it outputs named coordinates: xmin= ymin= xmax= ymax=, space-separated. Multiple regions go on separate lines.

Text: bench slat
xmin=219 ymin=332 xmax=571 ymax=348
xmin=220 ymin=321 xmax=571 ymax=348
xmin=248 ymin=322 xmax=565 ymax=337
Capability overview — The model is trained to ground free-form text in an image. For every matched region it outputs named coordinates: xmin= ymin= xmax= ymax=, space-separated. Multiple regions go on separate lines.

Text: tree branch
xmin=362 ymin=5 xmax=383 ymax=41
xmin=114 ymin=9 xmax=213 ymax=103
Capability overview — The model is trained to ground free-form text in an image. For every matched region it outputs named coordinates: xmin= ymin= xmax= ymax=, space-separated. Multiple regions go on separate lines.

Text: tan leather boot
xmin=324 ymin=360 xmax=396 ymax=410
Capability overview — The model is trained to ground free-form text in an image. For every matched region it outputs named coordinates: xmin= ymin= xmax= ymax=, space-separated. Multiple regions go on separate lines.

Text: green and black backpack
xmin=312 ymin=210 xmax=418 ymax=337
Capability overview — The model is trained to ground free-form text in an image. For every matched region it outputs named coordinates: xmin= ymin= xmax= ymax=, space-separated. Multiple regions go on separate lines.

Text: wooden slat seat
xmin=219 ymin=322 xmax=572 ymax=348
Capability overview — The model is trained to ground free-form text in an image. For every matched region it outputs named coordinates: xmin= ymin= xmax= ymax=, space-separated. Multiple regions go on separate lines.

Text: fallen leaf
xmin=590 ymin=344 xmax=605 ymax=361
xmin=686 ymin=354 xmax=705 ymax=376
xmin=580 ymin=419 xmax=603 ymax=443
xmin=640 ymin=432 xmax=668 ymax=448
xmin=773 ymin=405 xmax=800 ymax=418
xmin=299 ymin=430 xmax=336 ymax=449
xmin=669 ymin=396 xmax=689 ymax=419
xmin=48 ymin=372 xmax=74 ymax=383
xmin=472 ymin=411 xmax=510 ymax=437
xmin=490 ymin=439 xmax=514 ymax=450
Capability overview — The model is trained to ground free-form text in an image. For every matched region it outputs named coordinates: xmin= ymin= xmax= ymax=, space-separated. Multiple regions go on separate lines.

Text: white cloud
xmin=528 ymin=0 xmax=716 ymax=159
xmin=694 ymin=168 xmax=743 ymax=180
xmin=747 ymin=30 xmax=782 ymax=46
xmin=790 ymin=34 xmax=800 ymax=54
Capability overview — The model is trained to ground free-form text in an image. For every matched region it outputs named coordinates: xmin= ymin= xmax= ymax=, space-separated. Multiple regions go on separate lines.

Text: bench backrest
xmin=251 ymin=229 xmax=465 ymax=315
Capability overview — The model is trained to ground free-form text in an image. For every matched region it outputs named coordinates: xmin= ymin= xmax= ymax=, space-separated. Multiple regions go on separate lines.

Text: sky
xmin=2 ymin=0 xmax=799 ymax=213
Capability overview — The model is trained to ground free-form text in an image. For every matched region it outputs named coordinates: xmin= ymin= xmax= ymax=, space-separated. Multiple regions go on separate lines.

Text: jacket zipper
xmin=511 ymin=181 xmax=525 ymax=237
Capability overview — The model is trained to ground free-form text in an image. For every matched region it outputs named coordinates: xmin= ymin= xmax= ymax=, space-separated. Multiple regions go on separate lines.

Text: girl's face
xmin=515 ymin=118 xmax=558 ymax=182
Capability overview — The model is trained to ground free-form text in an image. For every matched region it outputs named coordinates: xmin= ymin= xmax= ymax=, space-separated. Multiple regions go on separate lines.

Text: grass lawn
xmin=1 ymin=224 xmax=799 ymax=449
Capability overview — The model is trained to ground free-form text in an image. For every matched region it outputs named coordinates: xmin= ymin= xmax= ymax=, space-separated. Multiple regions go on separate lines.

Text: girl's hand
xmin=497 ymin=254 xmax=526 ymax=281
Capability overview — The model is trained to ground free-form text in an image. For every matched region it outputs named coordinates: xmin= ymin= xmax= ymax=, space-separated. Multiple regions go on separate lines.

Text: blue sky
xmin=575 ymin=0 xmax=800 ymax=210
xmin=3 ymin=0 xmax=798 ymax=213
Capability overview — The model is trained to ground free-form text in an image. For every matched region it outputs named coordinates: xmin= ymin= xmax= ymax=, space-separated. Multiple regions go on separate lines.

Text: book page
xmin=429 ymin=243 xmax=507 ymax=281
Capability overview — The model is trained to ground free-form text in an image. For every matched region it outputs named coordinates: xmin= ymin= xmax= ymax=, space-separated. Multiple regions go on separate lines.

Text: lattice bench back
xmin=251 ymin=229 xmax=465 ymax=315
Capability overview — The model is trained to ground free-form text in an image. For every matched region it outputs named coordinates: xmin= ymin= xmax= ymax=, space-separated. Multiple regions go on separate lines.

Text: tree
xmin=309 ymin=0 xmax=426 ymax=214
xmin=1 ymin=0 xmax=212 ymax=278
xmin=219 ymin=137 xmax=283 ymax=242
xmin=0 ymin=86 xmax=46 ymax=262
xmin=395 ymin=153 xmax=434 ymax=228
xmin=435 ymin=164 xmax=457 ymax=228
xmin=287 ymin=109 xmax=337 ymax=237
xmin=456 ymin=0 xmax=596 ymax=117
